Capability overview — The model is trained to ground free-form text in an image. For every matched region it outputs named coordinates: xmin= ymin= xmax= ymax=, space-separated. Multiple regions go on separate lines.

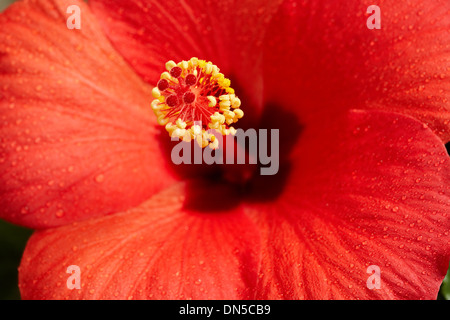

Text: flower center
xmin=151 ymin=58 xmax=244 ymax=149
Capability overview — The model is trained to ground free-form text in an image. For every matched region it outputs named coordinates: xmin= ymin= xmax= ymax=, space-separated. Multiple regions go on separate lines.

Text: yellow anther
xmin=151 ymin=99 xmax=161 ymax=111
xmin=219 ymin=101 xmax=231 ymax=112
xmin=234 ymin=108 xmax=244 ymax=119
xmin=211 ymin=65 xmax=220 ymax=77
xmin=209 ymin=139 xmax=219 ymax=150
xmin=165 ymin=60 xmax=177 ymax=71
xmin=161 ymin=71 xmax=172 ymax=80
xmin=210 ymin=112 xmax=226 ymax=125
xmin=222 ymin=78 xmax=231 ymax=87
xmin=165 ymin=122 xmax=177 ymax=135
xmin=219 ymin=100 xmax=231 ymax=108
xmin=176 ymin=118 xmax=187 ymax=129
xmin=154 ymin=109 xmax=163 ymax=117
xmin=224 ymin=110 xmax=235 ymax=119
xmin=189 ymin=57 xmax=199 ymax=68
xmin=191 ymin=125 xmax=202 ymax=137
xmin=231 ymin=97 xmax=241 ymax=109
xmin=207 ymin=96 xmax=217 ymax=107
xmin=178 ymin=60 xmax=189 ymax=70
xmin=208 ymin=121 xmax=220 ymax=129
xmin=214 ymin=73 xmax=225 ymax=82
xmin=171 ymin=128 xmax=187 ymax=139
xmin=219 ymin=94 xmax=230 ymax=101
xmin=157 ymin=114 xmax=169 ymax=125
xmin=196 ymin=133 xmax=210 ymax=148
xmin=205 ymin=63 xmax=213 ymax=74
xmin=152 ymin=87 xmax=161 ymax=98
xmin=182 ymin=132 xmax=192 ymax=142
xmin=201 ymin=139 xmax=209 ymax=148
xmin=210 ymin=112 xmax=221 ymax=122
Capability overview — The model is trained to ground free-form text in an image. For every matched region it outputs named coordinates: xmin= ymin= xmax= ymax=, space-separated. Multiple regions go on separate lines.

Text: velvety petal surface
xmin=248 ymin=110 xmax=450 ymax=299
xmin=263 ymin=0 xmax=450 ymax=143
xmin=0 ymin=0 xmax=178 ymax=228
xmin=89 ymin=0 xmax=283 ymax=115
xmin=19 ymin=182 xmax=260 ymax=300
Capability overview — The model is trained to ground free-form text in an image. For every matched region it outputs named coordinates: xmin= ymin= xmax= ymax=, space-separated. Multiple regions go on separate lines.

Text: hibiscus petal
xmin=89 ymin=0 xmax=283 ymax=115
xmin=0 ymin=0 xmax=178 ymax=228
xmin=247 ymin=110 xmax=450 ymax=299
xmin=18 ymin=182 xmax=260 ymax=300
xmin=263 ymin=0 xmax=450 ymax=143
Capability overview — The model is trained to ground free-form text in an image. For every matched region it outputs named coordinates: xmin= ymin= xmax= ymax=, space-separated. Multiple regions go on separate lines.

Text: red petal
xmin=19 ymin=182 xmax=260 ymax=300
xmin=263 ymin=0 xmax=450 ymax=143
xmin=89 ymin=0 xmax=283 ymax=114
xmin=0 ymin=0 xmax=178 ymax=229
xmin=247 ymin=110 xmax=450 ymax=299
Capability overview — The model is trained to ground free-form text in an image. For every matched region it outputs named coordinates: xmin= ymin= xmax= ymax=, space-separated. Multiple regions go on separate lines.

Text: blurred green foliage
xmin=0 ymin=0 xmax=15 ymax=12
xmin=0 ymin=220 xmax=32 ymax=300
xmin=438 ymin=268 xmax=450 ymax=300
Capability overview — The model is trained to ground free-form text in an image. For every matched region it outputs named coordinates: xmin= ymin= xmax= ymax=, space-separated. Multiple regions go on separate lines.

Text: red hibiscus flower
xmin=0 ymin=0 xmax=449 ymax=300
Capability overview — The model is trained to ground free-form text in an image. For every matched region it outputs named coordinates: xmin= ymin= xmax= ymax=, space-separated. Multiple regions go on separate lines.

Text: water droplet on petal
xmin=194 ymin=279 xmax=202 ymax=285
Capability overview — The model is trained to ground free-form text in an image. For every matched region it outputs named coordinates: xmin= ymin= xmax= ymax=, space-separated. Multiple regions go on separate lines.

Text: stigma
xmin=151 ymin=58 xmax=244 ymax=149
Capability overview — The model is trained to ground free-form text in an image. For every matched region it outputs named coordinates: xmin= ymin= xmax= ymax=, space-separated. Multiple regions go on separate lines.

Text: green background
xmin=0 ymin=0 xmax=448 ymax=300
